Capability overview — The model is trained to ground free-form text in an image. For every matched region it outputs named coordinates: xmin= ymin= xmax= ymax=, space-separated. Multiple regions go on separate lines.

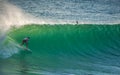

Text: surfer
xmin=76 ymin=21 xmax=78 ymax=24
xmin=21 ymin=37 xmax=30 ymax=49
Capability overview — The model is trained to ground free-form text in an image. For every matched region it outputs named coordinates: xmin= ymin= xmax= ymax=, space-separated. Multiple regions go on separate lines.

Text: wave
xmin=6 ymin=24 xmax=120 ymax=59
xmin=1 ymin=24 xmax=120 ymax=75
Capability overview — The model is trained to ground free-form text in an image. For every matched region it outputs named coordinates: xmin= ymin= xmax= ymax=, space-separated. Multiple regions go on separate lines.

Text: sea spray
xmin=0 ymin=0 xmax=46 ymax=32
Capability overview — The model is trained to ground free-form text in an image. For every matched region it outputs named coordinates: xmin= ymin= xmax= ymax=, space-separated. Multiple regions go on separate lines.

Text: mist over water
xmin=0 ymin=0 xmax=47 ymax=32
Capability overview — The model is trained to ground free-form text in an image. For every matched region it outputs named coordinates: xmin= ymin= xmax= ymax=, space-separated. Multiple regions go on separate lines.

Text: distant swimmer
xmin=76 ymin=21 xmax=78 ymax=24
xmin=21 ymin=37 xmax=30 ymax=49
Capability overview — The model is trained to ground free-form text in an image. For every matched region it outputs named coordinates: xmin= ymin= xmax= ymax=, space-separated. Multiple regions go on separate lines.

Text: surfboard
xmin=23 ymin=48 xmax=32 ymax=53
xmin=16 ymin=44 xmax=32 ymax=53
xmin=21 ymin=46 xmax=32 ymax=52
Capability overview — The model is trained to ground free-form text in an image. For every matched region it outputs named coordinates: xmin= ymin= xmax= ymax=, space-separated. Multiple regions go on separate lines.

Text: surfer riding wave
xmin=21 ymin=37 xmax=30 ymax=49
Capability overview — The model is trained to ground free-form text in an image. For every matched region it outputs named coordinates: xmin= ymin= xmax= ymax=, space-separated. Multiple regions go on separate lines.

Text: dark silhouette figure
xmin=76 ymin=21 xmax=78 ymax=24
xmin=21 ymin=37 xmax=30 ymax=49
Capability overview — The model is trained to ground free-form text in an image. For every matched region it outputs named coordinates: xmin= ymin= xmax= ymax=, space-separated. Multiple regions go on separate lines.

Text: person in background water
xmin=21 ymin=37 xmax=30 ymax=49
xmin=76 ymin=21 xmax=78 ymax=24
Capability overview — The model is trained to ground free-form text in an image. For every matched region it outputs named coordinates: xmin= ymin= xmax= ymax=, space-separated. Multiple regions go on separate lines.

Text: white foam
xmin=0 ymin=41 xmax=19 ymax=59
xmin=0 ymin=1 xmax=46 ymax=32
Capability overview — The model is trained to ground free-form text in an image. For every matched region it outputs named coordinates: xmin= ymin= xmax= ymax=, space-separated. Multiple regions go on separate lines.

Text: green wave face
xmin=2 ymin=24 xmax=120 ymax=75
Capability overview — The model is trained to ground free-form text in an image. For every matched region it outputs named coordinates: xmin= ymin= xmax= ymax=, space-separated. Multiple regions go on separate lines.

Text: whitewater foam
xmin=0 ymin=39 xmax=19 ymax=59
xmin=0 ymin=0 xmax=46 ymax=32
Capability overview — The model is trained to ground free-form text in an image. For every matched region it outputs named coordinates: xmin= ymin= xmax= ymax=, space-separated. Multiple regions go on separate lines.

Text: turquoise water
xmin=0 ymin=24 xmax=120 ymax=75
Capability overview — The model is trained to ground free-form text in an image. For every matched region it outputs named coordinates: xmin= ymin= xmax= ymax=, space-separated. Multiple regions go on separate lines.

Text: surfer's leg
xmin=25 ymin=42 xmax=28 ymax=48
xmin=21 ymin=40 xmax=25 ymax=45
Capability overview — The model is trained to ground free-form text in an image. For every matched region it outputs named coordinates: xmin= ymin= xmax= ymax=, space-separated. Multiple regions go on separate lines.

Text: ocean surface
xmin=8 ymin=0 xmax=120 ymax=24
xmin=0 ymin=0 xmax=120 ymax=26
xmin=0 ymin=0 xmax=120 ymax=75
xmin=0 ymin=24 xmax=120 ymax=75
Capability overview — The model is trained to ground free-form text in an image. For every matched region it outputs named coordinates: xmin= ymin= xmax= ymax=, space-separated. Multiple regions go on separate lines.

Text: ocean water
xmin=0 ymin=24 xmax=120 ymax=75
xmin=1 ymin=0 xmax=120 ymax=24
xmin=0 ymin=0 xmax=120 ymax=75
